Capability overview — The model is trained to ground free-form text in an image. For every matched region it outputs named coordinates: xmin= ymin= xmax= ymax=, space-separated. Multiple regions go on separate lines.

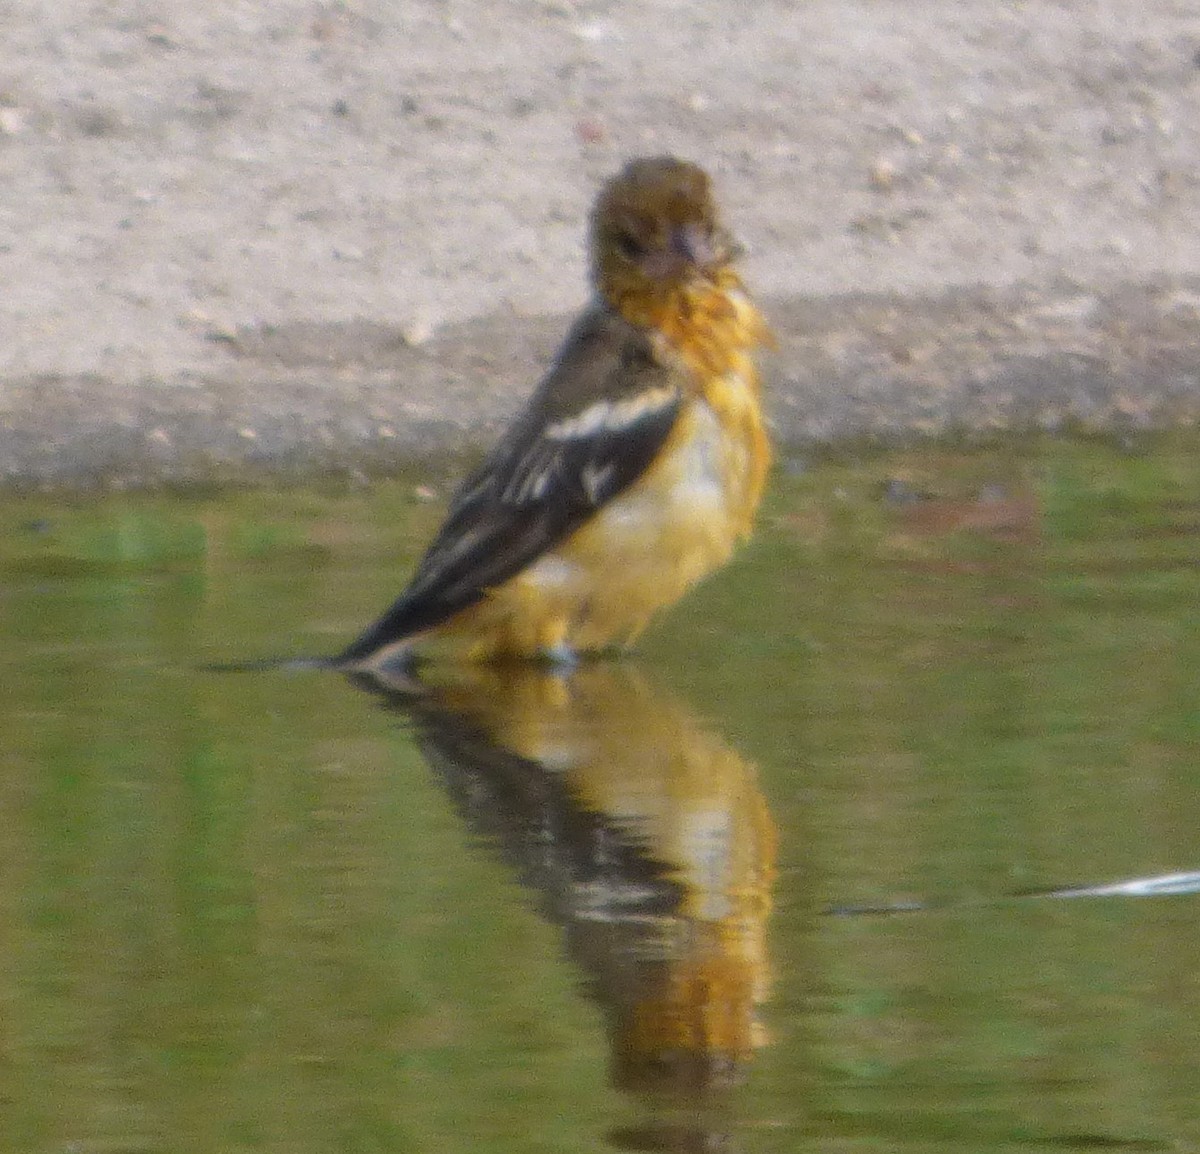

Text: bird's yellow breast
xmin=453 ymin=390 xmax=765 ymax=659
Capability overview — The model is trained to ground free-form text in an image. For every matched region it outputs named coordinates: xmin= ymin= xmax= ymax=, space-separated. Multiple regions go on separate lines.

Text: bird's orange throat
xmin=611 ymin=268 xmax=773 ymax=528
xmin=610 ymin=268 xmax=773 ymax=384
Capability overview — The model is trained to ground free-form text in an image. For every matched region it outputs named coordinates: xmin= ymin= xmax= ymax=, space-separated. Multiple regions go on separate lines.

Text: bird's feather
xmin=338 ymin=305 xmax=682 ymax=662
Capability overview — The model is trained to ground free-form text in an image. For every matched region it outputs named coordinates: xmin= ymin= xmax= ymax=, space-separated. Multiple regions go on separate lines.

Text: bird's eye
xmin=615 ymin=231 xmax=647 ymax=260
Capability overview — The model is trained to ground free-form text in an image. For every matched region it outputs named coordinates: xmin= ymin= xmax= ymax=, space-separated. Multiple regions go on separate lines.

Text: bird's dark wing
xmin=337 ymin=306 xmax=682 ymax=662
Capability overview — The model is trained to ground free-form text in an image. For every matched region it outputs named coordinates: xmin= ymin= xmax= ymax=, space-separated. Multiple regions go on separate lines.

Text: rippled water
xmin=4 ymin=437 xmax=1199 ymax=1152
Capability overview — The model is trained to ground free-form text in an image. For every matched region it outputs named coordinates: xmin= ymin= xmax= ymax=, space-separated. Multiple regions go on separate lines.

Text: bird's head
xmin=589 ymin=157 xmax=741 ymax=317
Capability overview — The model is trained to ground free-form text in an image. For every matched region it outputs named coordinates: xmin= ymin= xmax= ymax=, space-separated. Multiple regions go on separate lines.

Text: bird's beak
xmin=639 ymin=223 xmax=735 ymax=282
xmin=672 ymin=221 xmax=718 ymax=268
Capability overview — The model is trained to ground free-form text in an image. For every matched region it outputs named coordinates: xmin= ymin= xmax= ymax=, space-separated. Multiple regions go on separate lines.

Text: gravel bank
xmin=3 ymin=1 xmax=1198 ymax=488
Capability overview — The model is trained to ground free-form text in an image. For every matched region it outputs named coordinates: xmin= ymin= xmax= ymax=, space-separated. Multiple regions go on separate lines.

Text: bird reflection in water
xmin=350 ymin=662 xmax=776 ymax=1151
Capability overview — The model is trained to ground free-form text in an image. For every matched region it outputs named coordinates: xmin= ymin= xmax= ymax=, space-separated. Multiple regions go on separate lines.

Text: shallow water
xmin=4 ymin=437 xmax=1200 ymax=1152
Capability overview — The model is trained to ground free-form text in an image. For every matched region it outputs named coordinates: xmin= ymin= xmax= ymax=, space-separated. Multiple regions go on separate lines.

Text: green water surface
xmin=3 ymin=436 xmax=1199 ymax=1153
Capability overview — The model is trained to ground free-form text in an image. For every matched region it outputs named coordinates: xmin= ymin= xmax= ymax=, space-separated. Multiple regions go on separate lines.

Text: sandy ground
xmin=2 ymin=1 xmax=1199 ymax=488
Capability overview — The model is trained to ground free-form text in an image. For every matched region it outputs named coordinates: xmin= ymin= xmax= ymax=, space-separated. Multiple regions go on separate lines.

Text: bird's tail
xmin=332 ymin=607 xmax=422 ymax=669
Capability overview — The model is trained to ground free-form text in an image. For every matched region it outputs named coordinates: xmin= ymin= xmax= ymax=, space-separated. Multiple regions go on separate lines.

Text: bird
xmin=338 ymin=156 xmax=772 ymax=670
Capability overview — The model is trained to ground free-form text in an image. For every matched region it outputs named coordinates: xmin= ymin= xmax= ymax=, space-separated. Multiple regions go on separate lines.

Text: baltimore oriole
xmin=339 ymin=156 xmax=771 ymax=669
